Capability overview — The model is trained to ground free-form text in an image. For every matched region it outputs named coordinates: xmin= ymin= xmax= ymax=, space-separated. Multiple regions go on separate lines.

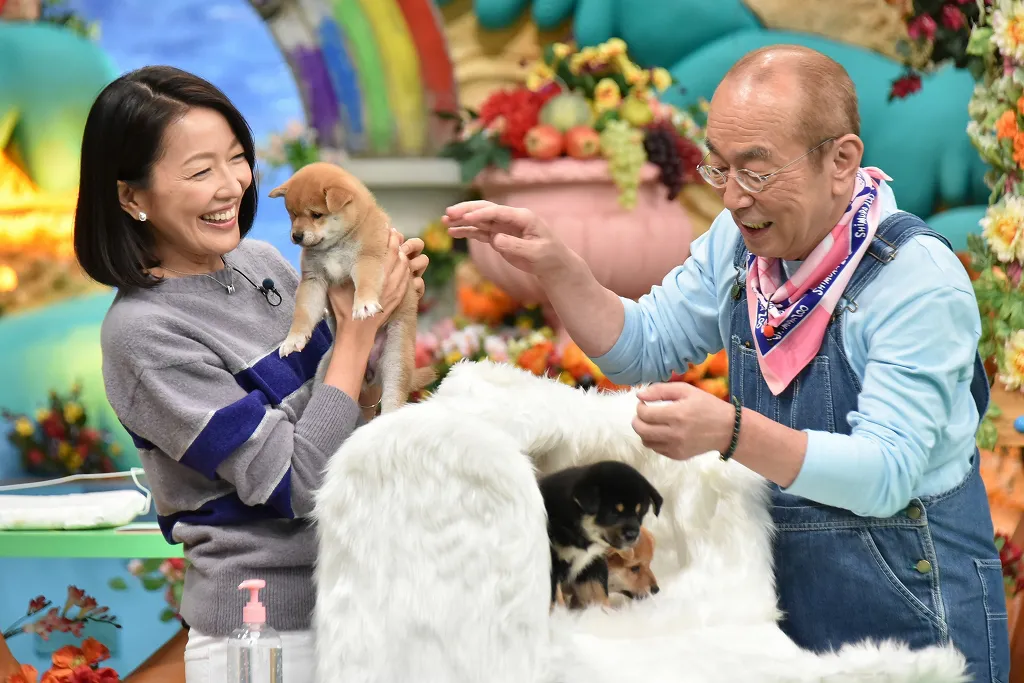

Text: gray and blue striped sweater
xmin=100 ymin=238 xmax=361 ymax=637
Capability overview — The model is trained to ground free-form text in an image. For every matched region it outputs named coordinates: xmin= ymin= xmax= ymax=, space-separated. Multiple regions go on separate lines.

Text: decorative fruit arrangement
xmin=670 ymin=349 xmax=730 ymax=400
xmin=438 ymin=39 xmax=706 ymax=208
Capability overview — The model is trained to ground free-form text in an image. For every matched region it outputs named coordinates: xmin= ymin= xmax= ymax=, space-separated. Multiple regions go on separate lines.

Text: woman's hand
xmin=328 ymin=230 xmax=414 ymax=334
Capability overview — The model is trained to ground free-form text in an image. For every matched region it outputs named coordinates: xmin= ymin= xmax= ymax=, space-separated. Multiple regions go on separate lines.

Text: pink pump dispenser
xmin=239 ymin=579 xmax=267 ymax=625
xmin=227 ymin=578 xmax=283 ymax=682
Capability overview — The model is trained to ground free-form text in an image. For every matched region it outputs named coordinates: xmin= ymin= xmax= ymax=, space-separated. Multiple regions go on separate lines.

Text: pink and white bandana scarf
xmin=745 ymin=166 xmax=892 ymax=395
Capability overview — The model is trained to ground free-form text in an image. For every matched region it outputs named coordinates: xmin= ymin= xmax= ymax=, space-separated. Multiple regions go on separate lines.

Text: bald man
xmin=444 ymin=45 xmax=1008 ymax=680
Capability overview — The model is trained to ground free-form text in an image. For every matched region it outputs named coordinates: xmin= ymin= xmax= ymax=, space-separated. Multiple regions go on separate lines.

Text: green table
xmin=0 ymin=523 xmax=183 ymax=558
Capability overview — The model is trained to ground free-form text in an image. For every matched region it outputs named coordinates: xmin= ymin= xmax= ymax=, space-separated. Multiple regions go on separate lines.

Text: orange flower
xmin=1017 ymin=97 xmax=1024 ymax=117
xmin=997 ymin=109 xmax=1018 ymax=140
xmin=516 ymin=341 xmax=555 ymax=375
xmin=1014 ymin=131 xmax=1024 ymax=169
xmin=80 ymin=639 xmax=109 ymax=667
xmin=6 ymin=664 xmax=38 ymax=683
xmin=560 ymin=342 xmax=606 ymax=382
xmin=456 ymin=283 xmax=517 ymax=326
xmin=48 ymin=651 xmax=87 ymax=675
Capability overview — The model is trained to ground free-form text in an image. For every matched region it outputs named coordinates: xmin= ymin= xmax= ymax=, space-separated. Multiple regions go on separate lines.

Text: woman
xmin=73 ymin=65 xmax=427 ymax=681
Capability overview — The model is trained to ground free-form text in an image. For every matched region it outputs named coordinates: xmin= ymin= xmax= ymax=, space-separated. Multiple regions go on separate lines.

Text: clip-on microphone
xmin=230 ymin=266 xmax=283 ymax=307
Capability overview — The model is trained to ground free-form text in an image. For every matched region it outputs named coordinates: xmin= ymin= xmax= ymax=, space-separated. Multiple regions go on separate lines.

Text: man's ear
xmin=573 ymin=484 xmax=600 ymax=516
xmin=324 ymin=186 xmax=354 ymax=213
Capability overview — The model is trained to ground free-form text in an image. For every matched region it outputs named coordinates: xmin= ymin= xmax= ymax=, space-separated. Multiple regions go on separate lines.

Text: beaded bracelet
xmin=720 ymin=396 xmax=743 ymax=462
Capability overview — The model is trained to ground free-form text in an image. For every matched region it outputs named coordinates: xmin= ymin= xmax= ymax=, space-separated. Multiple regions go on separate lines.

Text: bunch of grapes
xmin=600 ymin=119 xmax=648 ymax=209
xmin=643 ymin=120 xmax=705 ymax=200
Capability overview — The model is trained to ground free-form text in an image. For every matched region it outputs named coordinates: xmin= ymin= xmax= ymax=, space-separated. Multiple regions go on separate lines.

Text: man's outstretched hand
xmin=442 ymin=200 xmax=573 ymax=281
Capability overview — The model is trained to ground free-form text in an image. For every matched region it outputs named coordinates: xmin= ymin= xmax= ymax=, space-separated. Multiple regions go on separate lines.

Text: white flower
xmin=993 ymin=4 xmax=1024 ymax=64
xmin=980 ymin=195 xmax=1024 ymax=262
xmin=483 ymin=335 xmax=509 ymax=362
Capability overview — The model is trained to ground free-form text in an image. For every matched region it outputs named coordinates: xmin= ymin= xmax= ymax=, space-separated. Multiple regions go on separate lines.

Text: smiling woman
xmin=69 ymin=65 xmax=429 ymax=683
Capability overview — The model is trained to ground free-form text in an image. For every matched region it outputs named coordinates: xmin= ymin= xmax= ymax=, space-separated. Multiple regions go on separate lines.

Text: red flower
xmin=78 ymin=428 xmax=99 ymax=446
xmin=42 ymin=417 xmax=65 ymax=440
xmin=940 ymin=4 xmax=965 ymax=30
xmin=478 ymin=86 xmax=557 ymax=157
xmin=907 ymin=14 xmax=938 ymax=40
xmin=1001 ymin=537 xmax=1023 ymax=569
xmin=889 ymin=73 xmax=922 ymax=100
xmin=28 ymin=450 xmax=44 ymax=466
xmin=28 ymin=595 xmax=48 ymax=614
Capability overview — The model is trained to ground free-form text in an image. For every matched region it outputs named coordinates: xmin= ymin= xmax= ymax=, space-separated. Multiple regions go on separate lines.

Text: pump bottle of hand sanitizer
xmin=226 ymin=579 xmax=283 ymax=683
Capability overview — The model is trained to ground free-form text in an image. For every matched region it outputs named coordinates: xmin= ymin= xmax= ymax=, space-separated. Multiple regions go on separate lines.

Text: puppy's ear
xmin=573 ymin=484 xmax=600 ymax=516
xmin=268 ymin=183 xmax=288 ymax=199
xmin=324 ymin=186 xmax=354 ymax=213
xmin=647 ymin=482 xmax=663 ymax=517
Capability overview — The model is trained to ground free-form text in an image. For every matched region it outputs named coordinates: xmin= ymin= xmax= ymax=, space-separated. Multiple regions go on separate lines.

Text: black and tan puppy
xmin=539 ymin=461 xmax=663 ymax=610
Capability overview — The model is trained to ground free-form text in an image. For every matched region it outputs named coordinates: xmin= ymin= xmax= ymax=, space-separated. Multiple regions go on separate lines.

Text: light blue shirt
xmin=592 ymin=182 xmax=982 ymax=518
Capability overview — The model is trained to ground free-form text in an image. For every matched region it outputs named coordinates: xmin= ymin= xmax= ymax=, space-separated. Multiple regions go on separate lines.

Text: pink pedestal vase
xmin=469 ymin=158 xmax=694 ymax=335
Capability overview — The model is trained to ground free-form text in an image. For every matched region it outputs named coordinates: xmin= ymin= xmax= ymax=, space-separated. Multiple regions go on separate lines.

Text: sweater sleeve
xmin=116 ymin=352 xmax=360 ymax=519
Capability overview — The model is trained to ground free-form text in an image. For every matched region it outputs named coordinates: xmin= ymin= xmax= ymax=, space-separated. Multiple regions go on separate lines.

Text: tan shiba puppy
xmin=269 ymin=162 xmax=434 ymax=413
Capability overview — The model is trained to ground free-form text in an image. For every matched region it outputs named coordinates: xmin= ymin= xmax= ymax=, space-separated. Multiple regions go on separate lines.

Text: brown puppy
xmin=605 ymin=526 xmax=659 ymax=600
xmin=268 ymin=162 xmax=434 ymax=412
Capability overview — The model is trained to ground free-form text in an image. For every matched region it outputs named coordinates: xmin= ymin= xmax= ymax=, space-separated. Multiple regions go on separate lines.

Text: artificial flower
xmin=651 ymin=67 xmax=672 ymax=92
xmin=13 ymin=417 xmax=33 ymax=437
xmin=997 ymin=108 xmax=1019 ymax=139
xmin=593 ymin=78 xmax=621 ymax=112
xmin=526 ymin=62 xmax=555 ymax=92
xmin=941 ymin=4 xmax=966 ymax=30
xmin=981 ymin=195 xmax=1024 ymax=261
xmin=1000 ymin=329 xmax=1024 ymax=391
xmin=992 ymin=4 xmax=1024 ymax=64
xmin=907 ymin=13 xmax=938 ymax=40
xmin=551 ymin=42 xmax=572 ymax=60
xmin=421 ymin=220 xmax=452 ymax=253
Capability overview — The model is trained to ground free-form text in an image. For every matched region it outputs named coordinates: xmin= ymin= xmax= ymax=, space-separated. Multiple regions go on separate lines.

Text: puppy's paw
xmin=352 ymin=300 xmax=383 ymax=320
xmin=279 ymin=333 xmax=310 ymax=357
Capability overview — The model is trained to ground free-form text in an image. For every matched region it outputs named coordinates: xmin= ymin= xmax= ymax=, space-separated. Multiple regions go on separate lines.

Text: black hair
xmin=73 ymin=65 xmax=259 ymax=290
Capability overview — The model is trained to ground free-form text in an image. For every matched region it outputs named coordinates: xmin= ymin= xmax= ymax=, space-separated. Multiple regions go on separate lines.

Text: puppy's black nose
xmin=291 ymin=231 xmax=304 ymax=244
xmin=651 ymin=585 xmax=660 ymax=595
xmin=622 ymin=527 xmax=639 ymax=543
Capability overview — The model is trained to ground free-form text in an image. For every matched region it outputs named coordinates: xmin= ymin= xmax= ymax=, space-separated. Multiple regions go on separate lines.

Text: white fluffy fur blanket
xmin=312 ymin=360 xmax=968 ymax=683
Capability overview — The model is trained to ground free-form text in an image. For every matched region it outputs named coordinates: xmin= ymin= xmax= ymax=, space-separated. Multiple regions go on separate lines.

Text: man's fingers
xmin=636 ymin=382 xmax=690 ymax=403
xmin=444 ymin=200 xmax=495 ymax=220
xmin=446 ymin=226 xmax=492 ymax=242
xmin=490 ymin=232 xmax=536 ymax=262
xmin=447 ymin=205 xmax=527 ymax=234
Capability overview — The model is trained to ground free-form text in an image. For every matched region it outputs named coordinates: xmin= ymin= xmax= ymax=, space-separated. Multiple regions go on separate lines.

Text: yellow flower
xmin=980 ymin=195 xmax=1024 ymax=263
xmin=601 ymin=38 xmax=627 ymax=58
xmin=594 ymin=78 xmax=622 ymax=112
xmin=624 ymin=66 xmax=650 ymax=89
xmin=58 ymin=442 xmax=73 ymax=459
xmin=111 ymin=443 xmax=122 ymax=455
xmin=422 ymin=220 xmax=452 ymax=253
xmin=526 ymin=62 xmax=554 ymax=92
xmin=63 ymin=402 xmax=83 ymax=425
xmin=993 ymin=7 xmax=1024 ymax=63
xmin=14 ymin=417 xmax=34 ymax=437
xmin=551 ymin=42 xmax=572 ymax=60
xmin=999 ymin=329 xmax=1024 ymax=391
xmin=651 ymin=67 xmax=672 ymax=92
xmin=35 ymin=409 xmax=49 ymax=423
xmin=444 ymin=350 xmax=463 ymax=366
xmin=64 ymin=450 xmax=84 ymax=471
xmin=557 ymin=370 xmax=576 ymax=386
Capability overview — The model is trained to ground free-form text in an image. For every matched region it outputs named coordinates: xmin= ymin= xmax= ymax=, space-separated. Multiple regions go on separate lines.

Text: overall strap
xmin=842 ymin=210 xmax=951 ymax=303
xmin=728 ymin=211 xmax=989 ymax=420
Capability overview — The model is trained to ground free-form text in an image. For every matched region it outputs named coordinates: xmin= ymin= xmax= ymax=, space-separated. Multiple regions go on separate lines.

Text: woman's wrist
xmin=322 ymin=324 xmax=377 ymax=401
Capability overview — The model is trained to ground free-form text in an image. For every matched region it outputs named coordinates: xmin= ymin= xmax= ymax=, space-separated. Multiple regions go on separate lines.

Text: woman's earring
xmin=138 ymin=212 xmax=147 ymax=222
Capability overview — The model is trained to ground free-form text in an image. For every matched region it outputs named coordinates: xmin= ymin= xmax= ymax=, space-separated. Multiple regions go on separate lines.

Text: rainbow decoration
xmin=250 ymin=0 xmax=459 ymax=156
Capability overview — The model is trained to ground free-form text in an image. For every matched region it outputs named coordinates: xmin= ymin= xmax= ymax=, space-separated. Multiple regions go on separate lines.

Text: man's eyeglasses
xmin=696 ymin=138 xmax=836 ymax=194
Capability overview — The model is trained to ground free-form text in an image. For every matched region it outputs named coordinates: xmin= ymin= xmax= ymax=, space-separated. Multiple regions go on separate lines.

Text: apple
xmin=565 ymin=126 xmax=601 ymax=159
xmin=524 ymin=124 xmax=564 ymax=160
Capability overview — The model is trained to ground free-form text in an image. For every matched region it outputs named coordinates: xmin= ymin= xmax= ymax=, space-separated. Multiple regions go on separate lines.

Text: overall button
xmin=906 ymin=505 xmax=922 ymax=520
xmin=915 ymin=559 xmax=932 ymax=574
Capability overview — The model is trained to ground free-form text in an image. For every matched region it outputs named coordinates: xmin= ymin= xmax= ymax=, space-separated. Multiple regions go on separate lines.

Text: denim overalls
xmin=728 ymin=211 xmax=1011 ymax=682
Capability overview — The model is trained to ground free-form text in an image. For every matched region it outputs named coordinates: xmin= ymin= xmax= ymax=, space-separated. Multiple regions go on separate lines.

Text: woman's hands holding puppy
xmin=631 ymin=382 xmax=736 ymax=461
xmin=327 ymin=229 xmax=428 ymax=331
